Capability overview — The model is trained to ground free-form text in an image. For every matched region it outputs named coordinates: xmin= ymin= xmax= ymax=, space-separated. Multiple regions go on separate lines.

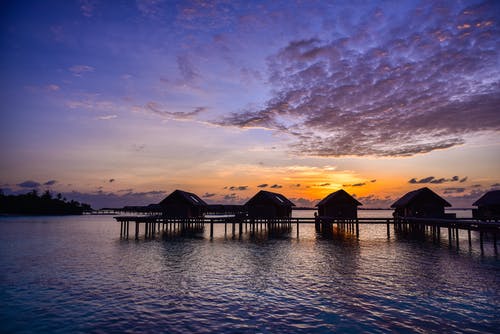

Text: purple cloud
xmin=117 ymin=188 xmax=134 ymax=193
xmin=444 ymin=187 xmax=466 ymax=194
xmin=17 ymin=180 xmax=41 ymax=188
xmin=97 ymin=115 xmax=118 ymax=121
xmin=257 ymin=184 xmax=268 ymax=188
xmin=69 ymin=65 xmax=94 ymax=76
xmin=79 ymin=0 xmax=96 ymax=17
xmin=136 ymin=0 xmax=164 ymax=18
xmin=43 ymin=180 xmax=57 ymax=186
xmin=443 ymin=188 xmax=491 ymax=207
xmin=290 ymin=197 xmax=316 ymax=207
xmin=356 ymin=194 xmax=394 ymax=208
xmin=215 ymin=2 xmax=500 ymax=157
xmin=141 ymin=102 xmax=206 ymax=121
xmin=177 ymin=54 xmax=200 ymax=85
xmin=270 ymin=184 xmax=282 ymax=189
xmin=224 ymin=193 xmax=238 ymax=201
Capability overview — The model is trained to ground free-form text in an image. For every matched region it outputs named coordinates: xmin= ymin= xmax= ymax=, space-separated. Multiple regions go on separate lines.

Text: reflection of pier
xmin=394 ymin=216 xmax=499 ymax=253
xmin=115 ymin=216 xmax=499 ymax=253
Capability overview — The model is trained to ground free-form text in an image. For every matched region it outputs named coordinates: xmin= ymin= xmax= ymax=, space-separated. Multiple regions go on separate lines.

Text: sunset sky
xmin=1 ymin=0 xmax=499 ymax=209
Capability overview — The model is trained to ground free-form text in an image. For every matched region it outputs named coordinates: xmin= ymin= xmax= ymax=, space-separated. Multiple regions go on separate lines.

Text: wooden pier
xmin=115 ymin=215 xmax=499 ymax=253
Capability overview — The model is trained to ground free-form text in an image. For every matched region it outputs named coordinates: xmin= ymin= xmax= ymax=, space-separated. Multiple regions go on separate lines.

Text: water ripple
xmin=0 ymin=215 xmax=499 ymax=333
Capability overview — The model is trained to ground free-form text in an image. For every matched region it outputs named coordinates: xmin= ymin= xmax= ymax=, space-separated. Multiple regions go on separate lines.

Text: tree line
xmin=0 ymin=190 xmax=92 ymax=215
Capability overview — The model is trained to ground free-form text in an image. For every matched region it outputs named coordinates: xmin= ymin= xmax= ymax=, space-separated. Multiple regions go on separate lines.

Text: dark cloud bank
xmin=59 ymin=190 xmax=168 ymax=209
xmin=409 ymin=176 xmax=467 ymax=184
xmin=224 ymin=185 xmax=249 ymax=191
xmin=216 ymin=2 xmax=500 ymax=157
xmin=17 ymin=180 xmax=58 ymax=188
xmin=17 ymin=180 xmax=41 ymax=188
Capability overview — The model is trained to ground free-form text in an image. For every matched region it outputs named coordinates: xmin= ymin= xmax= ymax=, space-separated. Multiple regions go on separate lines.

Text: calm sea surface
xmin=1 ymin=210 xmax=498 ymax=333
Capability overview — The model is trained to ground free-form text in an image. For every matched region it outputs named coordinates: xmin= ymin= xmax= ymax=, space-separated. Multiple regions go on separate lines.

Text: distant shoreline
xmin=0 ymin=190 xmax=91 ymax=215
xmin=0 ymin=213 xmax=85 ymax=217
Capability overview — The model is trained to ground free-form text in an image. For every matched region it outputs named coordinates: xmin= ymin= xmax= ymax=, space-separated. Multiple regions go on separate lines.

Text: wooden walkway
xmin=114 ymin=215 xmax=499 ymax=253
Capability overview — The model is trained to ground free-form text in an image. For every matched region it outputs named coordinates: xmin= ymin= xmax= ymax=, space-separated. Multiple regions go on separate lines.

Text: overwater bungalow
xmin=316 ymin=189 xmax=362 ymax=219
xmin=159 ymin=189 xmax=207 ymax=218
xmin=391 ymin=187 xmax=452 ymax=219
xmin=245 ymin=190 xmax=295 ymax=218
xmin=472 ymin=190 xmax=500 ymax=221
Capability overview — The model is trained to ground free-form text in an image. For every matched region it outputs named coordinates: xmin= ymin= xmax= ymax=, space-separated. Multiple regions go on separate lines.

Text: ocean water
xmin=0 ymin=210 xmax=498 ymax=333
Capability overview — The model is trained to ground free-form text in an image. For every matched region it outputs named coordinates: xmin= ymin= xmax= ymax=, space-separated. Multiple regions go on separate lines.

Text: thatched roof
xmin=391 ymin=187 xmax=451 ymax=208
xmin=473 ymin=190 xmax=500 ymax=206
xmin=159 ymin=189 xmax=207 ymax=207
xmin=245 ymin=190 xmax=295 ymax=207
xmin=316 ymin=189 xmax=362 ymax=207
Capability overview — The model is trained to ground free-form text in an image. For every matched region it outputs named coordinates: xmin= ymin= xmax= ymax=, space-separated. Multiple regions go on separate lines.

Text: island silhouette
xmin=0 ymin=190 xmax=92 ymax=215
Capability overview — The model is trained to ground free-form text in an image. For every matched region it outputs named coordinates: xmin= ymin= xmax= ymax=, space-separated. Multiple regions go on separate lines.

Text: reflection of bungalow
xmin=391 ymin=187 xmax=451 ymax=218
xmin=472 ymin=190 xmax=500 ymax=221
xmin=316 ymin=189 xmax=362 ymax=219
xmin=159 ymin=189 xmax=207 ymax=218
xmin=245 ymin=190 xmax=295 ymax=218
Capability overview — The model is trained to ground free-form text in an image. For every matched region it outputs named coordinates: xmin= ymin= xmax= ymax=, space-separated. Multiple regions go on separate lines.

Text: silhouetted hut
xmin=316 ymin=189 xmax=362 ymax=219
xmin=391 ymin=187 xmax=451 ymax=218
xmin=472 ymin=190 xmax=500 ymax=221
xmin=245 ymin=190 xmax=295 ymax=218
xmin=159 ymin=189 xmax=207 ymax=218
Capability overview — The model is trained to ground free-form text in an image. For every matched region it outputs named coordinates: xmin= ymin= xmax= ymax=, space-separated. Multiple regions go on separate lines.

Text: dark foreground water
xmin=1 ymin=211 xmax=499 ymax=333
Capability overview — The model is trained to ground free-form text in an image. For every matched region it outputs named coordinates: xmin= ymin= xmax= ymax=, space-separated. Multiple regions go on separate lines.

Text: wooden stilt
xmin=480 ymin=231 xmax=484 ymax=254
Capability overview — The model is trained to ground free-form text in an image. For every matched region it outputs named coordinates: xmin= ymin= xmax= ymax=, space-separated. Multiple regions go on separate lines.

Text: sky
xmin=1 ymin=0 xmax=499 ymax=209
